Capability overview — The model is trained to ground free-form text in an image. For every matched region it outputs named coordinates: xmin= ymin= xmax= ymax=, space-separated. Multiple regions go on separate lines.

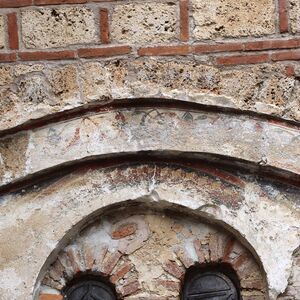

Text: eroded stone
xmin=289 ymin=0 xmax=300 ymax=34
xmin=192 ymin=0 xmax=276 ymax=39
xmin=21 ymin=7 xmax=97 ymax=49
xmin=111 ymin=3 xmax=178 ymax=44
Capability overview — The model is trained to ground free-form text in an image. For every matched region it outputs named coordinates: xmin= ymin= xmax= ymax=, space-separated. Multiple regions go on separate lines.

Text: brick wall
xmin=0 ymin=0 xmax=298 ymax=64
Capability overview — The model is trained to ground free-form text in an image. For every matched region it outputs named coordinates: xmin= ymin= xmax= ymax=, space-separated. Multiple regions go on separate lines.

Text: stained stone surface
xmin=0 ymin=165 xmax=298 ymax=299
xmin=0 ymin=60 xmax=299 ymax=132
xmin=111 ymin=3 xmax=178 ymax=44
xmin=21 ymin=7 xmax=97 ymax=49
xmin=0 ymin=108 xmax=299 ymax=186
xmin=192 ymin=0 xmax=276 ymax=39
xmin=289 ymin=0 xmax=300 ymax=34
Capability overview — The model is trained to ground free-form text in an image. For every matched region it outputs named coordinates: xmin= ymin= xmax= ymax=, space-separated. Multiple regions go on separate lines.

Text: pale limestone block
xmin=21 ymin=7 xmax=97 ymax=49
xmin=111 ymin=3 xmax=178 ymax=44
xmin=192 ymin=0 xmax=276 ymax=39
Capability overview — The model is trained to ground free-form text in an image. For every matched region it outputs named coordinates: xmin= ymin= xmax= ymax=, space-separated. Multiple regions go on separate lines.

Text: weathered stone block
xmin=289 ymin=0 xmax=300 ymax=33
xmin=0 ymin=16 xmax=5 ymax=49
xmin=111 ymin=3 xmax=178 ymax=44
xmin=192 ymin=0 xmax=276 ymax=39
xmin=21 ymin=7 xmax=97 ymax=49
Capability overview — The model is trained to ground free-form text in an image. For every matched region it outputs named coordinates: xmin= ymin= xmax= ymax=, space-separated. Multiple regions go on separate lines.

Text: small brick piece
xmin=39 ymin=294 xmax=63 ymax=300
xmin=216 ymin=54 xmax=269 ymax=66
xmin=101 ymin=251 xmax=122 ymax=275
xmin=110 ymin=263 xmax=132 ymax=284
xmin=7 ymin=13 xmax=19 ymax=50
xmin=118 ymin=280 xmax=139 ymax=297
xmin=285 ymin=65 xmax=295 ymax=77
xmin=35 ymin=0 xmax=87 ymax=4
xmin=111 ymin=223 xmax=137 ymax=239
xmin=193 ymin=42 xmax=243 ymax=54
xmin=279 ymin=0 xmax=289 ymax=33
xmin=193 ymin=239 xmax=206 ymax=263
xmin=157 ymin=280 xmax=181 ymax=292
xmin=271 ymin=50 xmax=300 ymax=61
xmin=163 ymin=260 xmax=185 ymax=279
xmin=0 ymin=53 xmax=16 ymax=62
xmin=0 ymin=0 xmax=32 ymax=8
xmin=65 ymin=246 xmax=83 ymax=274
xmin=180 ymin=0 xmax=189 ymax=41
xmin=222 ymin=238 xmax=235 ymax=262
xmin=244 ymin=39 xmax=300 ymax=51
xmin=78 ymin=46 xmax=131 ymax=58
xmin=138 ymin=45 xmax=189 ymax=56
xmin=19 ymin=50 xmax=76 ymax=61
xmin=100 ymin=8 xmax=110 ymax=44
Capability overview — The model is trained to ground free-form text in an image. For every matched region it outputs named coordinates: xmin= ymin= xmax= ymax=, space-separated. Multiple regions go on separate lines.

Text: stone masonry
xmin=0 ymin=1 xmax=299 ymax=300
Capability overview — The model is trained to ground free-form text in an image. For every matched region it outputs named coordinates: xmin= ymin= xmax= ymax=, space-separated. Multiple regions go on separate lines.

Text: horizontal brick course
xmin=216 ymin=54 xmax=270 ymax=66
xmin=35 ymin=0 xmax=87 ymax=4
xmin=0 ymin=53 xmax=17 ymax=62
xmin=271 ymin=49 xmax=300 ymax=61
xmin=0 ymin=0 xmax=32 ymax=8
xmin=138 ymin=45 xmax=189 ymax=56
xmin=78 ymin=46 xmax=132 ymax=58
xmin=19 ymin=50 xmax=76 ymax=61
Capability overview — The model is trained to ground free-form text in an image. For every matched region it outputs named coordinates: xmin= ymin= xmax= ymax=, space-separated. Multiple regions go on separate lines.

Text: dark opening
xmin=182 ymin=264 xmax=241 ymax=300
xmin=63 ymin=274 xmax=117 ymax=300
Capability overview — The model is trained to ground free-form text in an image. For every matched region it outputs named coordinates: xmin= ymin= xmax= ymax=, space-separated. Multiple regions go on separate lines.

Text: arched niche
xmin=36 ymin=206 xmax=267 ymax=300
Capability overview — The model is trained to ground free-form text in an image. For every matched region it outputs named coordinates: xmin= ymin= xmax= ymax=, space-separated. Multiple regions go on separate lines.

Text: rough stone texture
xmin=0 ymin=15 xmax=5 ymax=49
xmin=289 ymin=0 xmax=300 ymax=34
xmin=0 ymin=164 xmax=298 ymax=299
xmin=111 ymin=3 xmax=178 ymax=44
xmin=1 ymin=107 xmax=299 ymax=186
xmin=39 ymin=212 xmax=266 ymax=299
xmin=192 ymin=0 xmax=276 ymax=39
xmin=21 ymin=7 xmax=97 ymax=49
xmin=0 ymin=60 xmax=299 ymax=132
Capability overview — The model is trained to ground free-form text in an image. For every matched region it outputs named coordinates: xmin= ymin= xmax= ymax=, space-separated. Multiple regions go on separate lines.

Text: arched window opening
xmin=63 ymin=275 xmax=116 ymax=300
xmin=182 ymin=265 xmax=241 ymax=300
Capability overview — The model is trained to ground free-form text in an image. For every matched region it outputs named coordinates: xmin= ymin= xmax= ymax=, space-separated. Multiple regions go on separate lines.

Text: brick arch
xmin=37 ymin=209 xmax=267 ymax=300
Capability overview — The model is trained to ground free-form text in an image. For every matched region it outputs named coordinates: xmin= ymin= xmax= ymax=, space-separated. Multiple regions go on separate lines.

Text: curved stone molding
xmin=38 ymin=212 xmax=266 ymax=299
xmin=0 ymin=164 xmax=299 ymax=299
xmin=0 ymin=107 xmax=299 ymax=187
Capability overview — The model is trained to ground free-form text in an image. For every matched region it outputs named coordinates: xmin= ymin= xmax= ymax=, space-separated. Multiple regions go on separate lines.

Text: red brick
xmin=163 ymin=260 xmax=185 ymax=279
xmin=138 ymin=45 xmax=189 ymax=56
xmin=271 ymin=50 xmax=300 ymax=61
xmin=101 ymin=251 xmax=122 ymax=275
xmin=110 ymin=263 xmax=132 ymax=284
xmin=7 ymin=13 xmax=19 ymax=50
xmin=244 ymin=39 xmax=300 ymax=51
xmin=0 ymin=53 xmax=16 ymax=62
xmin=233 ymin=253 xmax=249 ymax=269
xmin=0 ymin=0 xmax=32 ymax=8
xmin=222 ymin=238 xmax=235 ymax=262
xmin=180 ymin=0 xmax=189 ymax=42
xmin=100 ymin=8 xmax=110 ymax=44
xmin=157 ymin=280 xmax=180 ymax=292
xmin=65 ymin=246 xmax=83 ymax=274
xmin=94 ymin=245 xmax=108 ymax=271
xmin=118 ymin=280 xmax=139 ymax=297
xmin=82 ymin=244 xmax=96 ymax=270
xmin=39 ymin=295 xmax=63 ymax=300
xmin=193 ymin=42 xmax=243 ymax=54
xmin=216 ymin=54 xmax=269 ymax=66
xmin=285 ymin=65 xmax=295 ymax=77
xmin=19 ymin=50 xmax=76 ymax=61
xmin=35 ymin=0 xmax=87 ymax=4
xmin=193 ymin=239 xmax=207 ymax=263
xmin=279 ymin=0 xmax=289 ymax=33
xmin=78 ymin=46 xmax=131 ymax=58
xmin=111 ymin=223 xmax=137 ymax=239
